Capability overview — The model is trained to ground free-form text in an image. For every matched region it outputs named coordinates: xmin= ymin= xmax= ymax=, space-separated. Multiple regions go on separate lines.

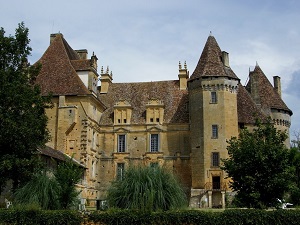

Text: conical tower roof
xmin=35 ymin=34 xmax=90 ymax=96
xmin=190 ymin=35 xmax=239 ymax=80
xmin=245 ymin=65 xmax=292 ymax=115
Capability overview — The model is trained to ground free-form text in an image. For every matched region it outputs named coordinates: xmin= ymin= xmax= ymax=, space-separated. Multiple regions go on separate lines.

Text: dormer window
xmin=146 ymin=99 xmax=164 ymax=124
xmin=114 ymin=100 xmax=132 ymax=125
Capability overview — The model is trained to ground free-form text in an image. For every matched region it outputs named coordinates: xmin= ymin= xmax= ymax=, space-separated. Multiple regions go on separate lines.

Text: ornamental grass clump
xmin=107 ymin=165 xmax=188 ymax=212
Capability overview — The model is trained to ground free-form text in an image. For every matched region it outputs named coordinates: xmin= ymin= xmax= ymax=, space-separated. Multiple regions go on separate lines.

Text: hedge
xmin=1 ymin=209 xmax=300 ymax=225
xmin=89 ymin=209 xmax=300 ymax=225
xmin=0 ymin=209 xmax=82 ymax=225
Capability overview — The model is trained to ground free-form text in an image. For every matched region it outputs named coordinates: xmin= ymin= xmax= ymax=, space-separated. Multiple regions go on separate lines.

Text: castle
xmin=35 ymin=33 xmax=292 ymax=208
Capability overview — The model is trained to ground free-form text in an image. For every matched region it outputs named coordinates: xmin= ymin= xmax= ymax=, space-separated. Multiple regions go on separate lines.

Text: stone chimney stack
xmin=178 ymin=61 xmax=189 ymax=90
xmin=75 ymin=49 xmax=88 ymax=59
xmin=50 ymin=33 xmax=63 ymax=45
xmin=222 ymin=51 xmax=229 ymax=67
xmin=273 ymin=76 xmax=281 ymax=97
xmin=249 ymin=70 xmax=261 ymax=107
xmin=100 ymin=66 xmax=113 ymax=94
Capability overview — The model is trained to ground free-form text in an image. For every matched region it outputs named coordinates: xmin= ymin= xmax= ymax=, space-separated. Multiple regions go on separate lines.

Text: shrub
xmin=107 ymin=165 xmax=188 ymax=212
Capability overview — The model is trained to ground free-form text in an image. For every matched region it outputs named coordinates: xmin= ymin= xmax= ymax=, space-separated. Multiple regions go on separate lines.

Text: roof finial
xmin=179 ymin=61 xmax=182 ymax=69
xmin=209 ymin=31 xmax=212 ymax=36
xmin=110 ymin=71 xmax=113 ymax=77
xmin=106 ymin=66 xmax=109 ymax=74
xmin=256 ymin=61 xmax=259 ymax=67
xmin=101 ymin=66 xmax=104 ymax=74
xmin=184 ymin=61 xmax=187 ymax=69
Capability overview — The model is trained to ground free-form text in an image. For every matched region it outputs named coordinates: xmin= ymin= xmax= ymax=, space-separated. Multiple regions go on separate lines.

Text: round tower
xmin=188 ymin=35 xmax=239 ymax=208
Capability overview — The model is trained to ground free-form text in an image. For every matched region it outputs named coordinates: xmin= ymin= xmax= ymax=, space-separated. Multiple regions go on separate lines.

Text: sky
xmin=2 ymin=0 xmax=300 ymax=139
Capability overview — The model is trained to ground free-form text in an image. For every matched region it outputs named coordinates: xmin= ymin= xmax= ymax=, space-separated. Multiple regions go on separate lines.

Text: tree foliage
xmin=54 ymin=157 xmax=84 ymax=209
xmin=222 ymin=120 xmax=293 ymax=208
xmin=0 ymin=23 xmax=51 ymax=191
xmin=288 ymin=131 xmax=300 ymax=205
xmin=107 ymin=165 xmax=188 ymax=212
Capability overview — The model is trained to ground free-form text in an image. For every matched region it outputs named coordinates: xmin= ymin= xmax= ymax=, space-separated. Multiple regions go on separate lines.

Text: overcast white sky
xmin=2 ymin=0 xmax=300 ymax=138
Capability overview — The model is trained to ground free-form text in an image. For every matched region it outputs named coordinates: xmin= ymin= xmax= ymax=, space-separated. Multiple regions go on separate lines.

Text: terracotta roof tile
xmin=71 ymin=60 xmax=91 ymax=71
xmin=245 ymin=65 xmax=292 ymax=115
xmin=237 ymin=84 xmax=267 ymax=124
xmin=98 ymin=80 xmax=189 ymax=125
xmin=35 ymin=34 xmax=90 ymax=96
xmin=38 ymin=146 xmax=86 ymax=167
xmin=190 ymin=35 xmax=239 ymax=80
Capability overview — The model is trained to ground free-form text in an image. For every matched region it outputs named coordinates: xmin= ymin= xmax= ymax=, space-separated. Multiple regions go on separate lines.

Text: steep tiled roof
xmin=237 ymin=84 xmax=267 ymax=124
xmin=35 ymin=34 xmax=90 ymax=96
xmin=38 ymin=146 xmax=67 ymax=161
xmin=245 ymin=65 xmax=292 ymax=115
xmin=71 ymin=60 xmax=91 ymax=71
xmin=98 ymin=80 xmax=189 ymax=125
xmin=38 ymin=146 xmax=85 ymax=167
xmin=190 ymin=35 xmax=239 ymax=80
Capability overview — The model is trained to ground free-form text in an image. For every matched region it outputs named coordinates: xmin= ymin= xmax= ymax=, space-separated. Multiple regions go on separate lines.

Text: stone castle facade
xmin=35 ymin=33 xmax=292 ymax=208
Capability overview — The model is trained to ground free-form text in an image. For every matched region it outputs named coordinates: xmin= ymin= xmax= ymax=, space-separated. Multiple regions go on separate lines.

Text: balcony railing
xmin=204 ymin=182 xmax=227 ymax=191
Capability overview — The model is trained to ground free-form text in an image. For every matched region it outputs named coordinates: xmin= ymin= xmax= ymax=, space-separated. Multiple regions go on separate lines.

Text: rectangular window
xmin=117 ymin=163 xmax=125 ymax=180
xmin=118 ymin=134 xmax=126 ymax=152
xmin=211 ymin=91 xmax=217 ymax=103
xmin=150 ymin=134 xmax=159 ymax=152
xmin=212 ymin=152 xmax=220 ymax=167
xmin=212 ymin=125 xmax=218 ymax=139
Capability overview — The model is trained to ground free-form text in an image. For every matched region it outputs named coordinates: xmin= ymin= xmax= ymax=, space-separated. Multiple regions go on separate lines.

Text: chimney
xmin=100 ymin=66 xmax=113 ymax=94
xmin=273 ymin=76 xmax=281 ymax=97
xmin=50 ymin=33 xmax=63 ymax=45
xmin=249 ymin=70 xmax=261 ymax=107
xmin=90 ymin=52 xmax=98 ymax=71
xmin=178 ymin=61 xmax=189 ymax=90
xmin=222 ymin=51 xmax=229 ymax=67
xmin=75 ymin=49 xmax=88 ymax=59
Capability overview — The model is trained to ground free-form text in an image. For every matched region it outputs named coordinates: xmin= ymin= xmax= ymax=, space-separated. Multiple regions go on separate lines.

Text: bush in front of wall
xmin=89 ymin=209 xmax=300 ymax=225
xmin=0 ymin=208 xmax=82 ymax=225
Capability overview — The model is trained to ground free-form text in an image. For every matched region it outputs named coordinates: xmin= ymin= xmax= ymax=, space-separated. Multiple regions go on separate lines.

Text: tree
xmin=54 ymin=156 xmax=84 ymax=209
xmin=107 ymin=165 xmax=187 ymax=212
xmin=288 ymin=147 xmax=300 ymax=205
xmin=0 ymin=23 xmax=51 ymax=191
xmin=222 ymin=120 xmax=293 ymax=209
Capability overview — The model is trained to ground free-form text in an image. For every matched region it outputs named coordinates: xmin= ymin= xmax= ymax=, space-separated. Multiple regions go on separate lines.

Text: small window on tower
xmin=212 ymin=125 xmax=218 ymax=139
xmin=211 ymin=92 xmax=217 ymax=103
xmin=212 ymin=152 xmax=220 ymax=167
xmin=156 ymin=118 xmax=160 ymax=123
xmin=150 ymin=118 xmax=154 ymax=122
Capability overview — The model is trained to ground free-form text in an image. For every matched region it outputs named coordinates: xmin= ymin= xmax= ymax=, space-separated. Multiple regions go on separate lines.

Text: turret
xmin=178 ymin=61 xmax=189 ymax=90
